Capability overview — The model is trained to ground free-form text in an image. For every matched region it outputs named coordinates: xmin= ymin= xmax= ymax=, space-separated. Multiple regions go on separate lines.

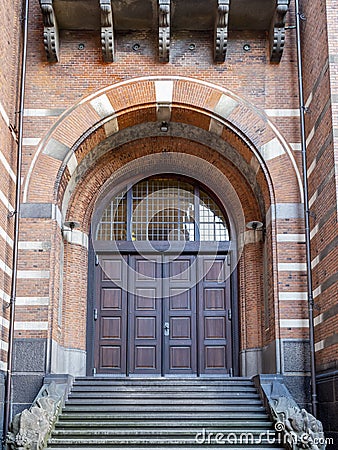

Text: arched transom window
xmin=96 ymin=177 xmax=229 ymax=242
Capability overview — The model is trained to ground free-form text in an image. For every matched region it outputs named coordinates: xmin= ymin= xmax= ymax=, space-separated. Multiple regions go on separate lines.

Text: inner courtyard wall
xmin=300 ymin=0 xmax=338 ymax=441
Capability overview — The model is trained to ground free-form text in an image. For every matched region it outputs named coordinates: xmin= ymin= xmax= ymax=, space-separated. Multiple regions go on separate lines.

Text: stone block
xmin=20 ymin=203 xmax=53 ymax=219
xmin=283 ymin=340 xmax=310 ymax=372
xmin=317 ymin=377 xmax=335 ymax=403
xmin=262 ymin=340 xmax=278 ymax=373
xmin=43 ymin=138 xmax=70 ymax=161
xmin=12 ymin=374 xmax=44 ymax=403
xmin=325 ymin=431 xmax=337 ymax=450
xmin=283 ymin=375 xmax=311 ymax=408
xmin=13 ymin=339 xmax=46 ymax=372
xmin=0 ymin=372 xmax=5 ymax=442
xmin=12 ymin=403 xmax=32 ymax=417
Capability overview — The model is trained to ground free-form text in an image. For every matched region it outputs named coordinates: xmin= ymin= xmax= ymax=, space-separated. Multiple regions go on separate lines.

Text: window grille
xmin=96 ymin=177 xmax=229 ymax=242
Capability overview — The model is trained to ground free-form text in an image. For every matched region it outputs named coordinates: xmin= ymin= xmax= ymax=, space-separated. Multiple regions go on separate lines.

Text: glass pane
xmin=199 ymin=192 xmax=229 ymax=241
xmin=131 ymin=179 xmax=195 ymax=241
xmin=96 ymin=192 xmax=127 ymax=240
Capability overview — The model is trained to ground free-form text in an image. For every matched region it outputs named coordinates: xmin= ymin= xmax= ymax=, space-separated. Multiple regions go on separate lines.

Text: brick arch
xmin=59 ymin=139 xmax=268 ymax=375
xmin=66 ymin=138 xmax=261 ymax=237
xmin=23 ymin=76 xmax=303 ymax=211
xmin=59 ymin=122 xmax=271 ymax=226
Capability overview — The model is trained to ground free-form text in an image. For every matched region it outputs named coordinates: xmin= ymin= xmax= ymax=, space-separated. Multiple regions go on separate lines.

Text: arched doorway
xmin=90 ymin=176 xmax=235 ymax=377
xmin=19 ymin=75 xmax=306 ymax=388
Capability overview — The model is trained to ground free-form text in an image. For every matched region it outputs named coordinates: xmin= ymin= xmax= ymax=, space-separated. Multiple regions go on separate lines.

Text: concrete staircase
xmin=46 ymin=377 xmax=285 ymax=449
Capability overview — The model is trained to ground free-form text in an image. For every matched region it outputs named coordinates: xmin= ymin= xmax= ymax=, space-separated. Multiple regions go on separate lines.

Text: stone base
xmin=282 ymin=374 xmax=311 ymax=410
xmin=240 ymin=348 xmax=262 ymax=377
xmin=282 ymin=339 xmax=310 ymax=373
xmin=262 ymin=340 xmax=280 ymax=373
xmin=12 ymin=374 xmax=44 ymax=417
xmin=317 ymin=369 xmax=338 ymax=449
xmin=50 ymin=340 xmax=86 ymax=376
xmin=0 ymin=371 xmax=5 ymax=443
xmin=12 ymin=338 xmax=47 ymax=417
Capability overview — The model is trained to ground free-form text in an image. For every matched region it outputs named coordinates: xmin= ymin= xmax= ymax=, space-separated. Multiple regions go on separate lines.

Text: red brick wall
xmin=0 ymin=0 xmax=21 ymax=371
xmin=301 ymin=0 xmax=338 ymax=372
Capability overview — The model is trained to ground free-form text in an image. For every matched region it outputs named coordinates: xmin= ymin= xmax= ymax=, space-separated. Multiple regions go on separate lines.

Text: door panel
xmin=198 ymin=256 xmax=232 ymax=375
xmin=163 ymin=256 xmax=197 ymax=374
xmin=95 ymin=255 xmax=128 ymax=374
xmin=129 ymin=255 xmax=162 ymax=375
xmin=205 ymin=346 xmax=227 ymax=369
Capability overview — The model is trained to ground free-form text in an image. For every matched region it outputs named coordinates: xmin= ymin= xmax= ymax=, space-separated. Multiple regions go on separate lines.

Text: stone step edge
xmin=55 ymin=420 xmax=274 ymax=427
xmin=47 ymin=447 xmax=285 ymax=450
xmin=48 ymin=438 xmax=283 ymax=445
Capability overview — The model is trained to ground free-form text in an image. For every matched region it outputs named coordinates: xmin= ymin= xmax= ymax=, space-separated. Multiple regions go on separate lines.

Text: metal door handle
xmin=164 ymin=322 xmax=170 ymax=336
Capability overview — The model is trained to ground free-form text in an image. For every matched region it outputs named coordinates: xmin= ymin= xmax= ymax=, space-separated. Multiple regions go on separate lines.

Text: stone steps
xmin=46 ymin=377 xmax=284 ymax=449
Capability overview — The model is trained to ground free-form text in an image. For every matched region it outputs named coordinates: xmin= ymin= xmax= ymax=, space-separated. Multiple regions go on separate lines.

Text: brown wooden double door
xmin=94 ymin=254 xmax=232 ymax=376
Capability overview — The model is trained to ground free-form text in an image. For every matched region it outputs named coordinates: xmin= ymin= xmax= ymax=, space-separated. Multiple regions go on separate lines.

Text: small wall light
xmin=78 ymin=43 xmax=85 ymax=50
xmin=63 ymin=220 xmax=80 ymax=231
xmin=246 ymin=220 xmax=263 ymax=231
xmin=243 ymin=44 xmax=251 ymax=52
xmin=189 ymin=43 xmax=196 ymax=51
xmin=160 ymin=121 xmax=169 ymax=132
xmin=132 ymin=43 xmax=141 ymax=52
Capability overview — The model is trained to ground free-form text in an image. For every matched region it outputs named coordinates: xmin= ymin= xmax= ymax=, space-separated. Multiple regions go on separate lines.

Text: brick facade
xmin=300 ymin=0 xmax=338 ymax=443
xmin=0 ymin=0 xmax=337 ymax=444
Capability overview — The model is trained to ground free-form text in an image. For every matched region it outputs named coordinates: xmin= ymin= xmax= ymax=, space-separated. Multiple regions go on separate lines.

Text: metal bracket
xmin=9 ymin=123 xmax=18 ymax=141
xmin=7 ymin=210 xmax=17 ymax=219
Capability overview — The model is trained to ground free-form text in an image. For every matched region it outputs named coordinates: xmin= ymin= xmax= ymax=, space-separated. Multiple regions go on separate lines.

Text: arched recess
xmin=62 ymin=141 xmax=264 ymax=377
xmin=22 ymin=77 xmax=304 ymax=377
